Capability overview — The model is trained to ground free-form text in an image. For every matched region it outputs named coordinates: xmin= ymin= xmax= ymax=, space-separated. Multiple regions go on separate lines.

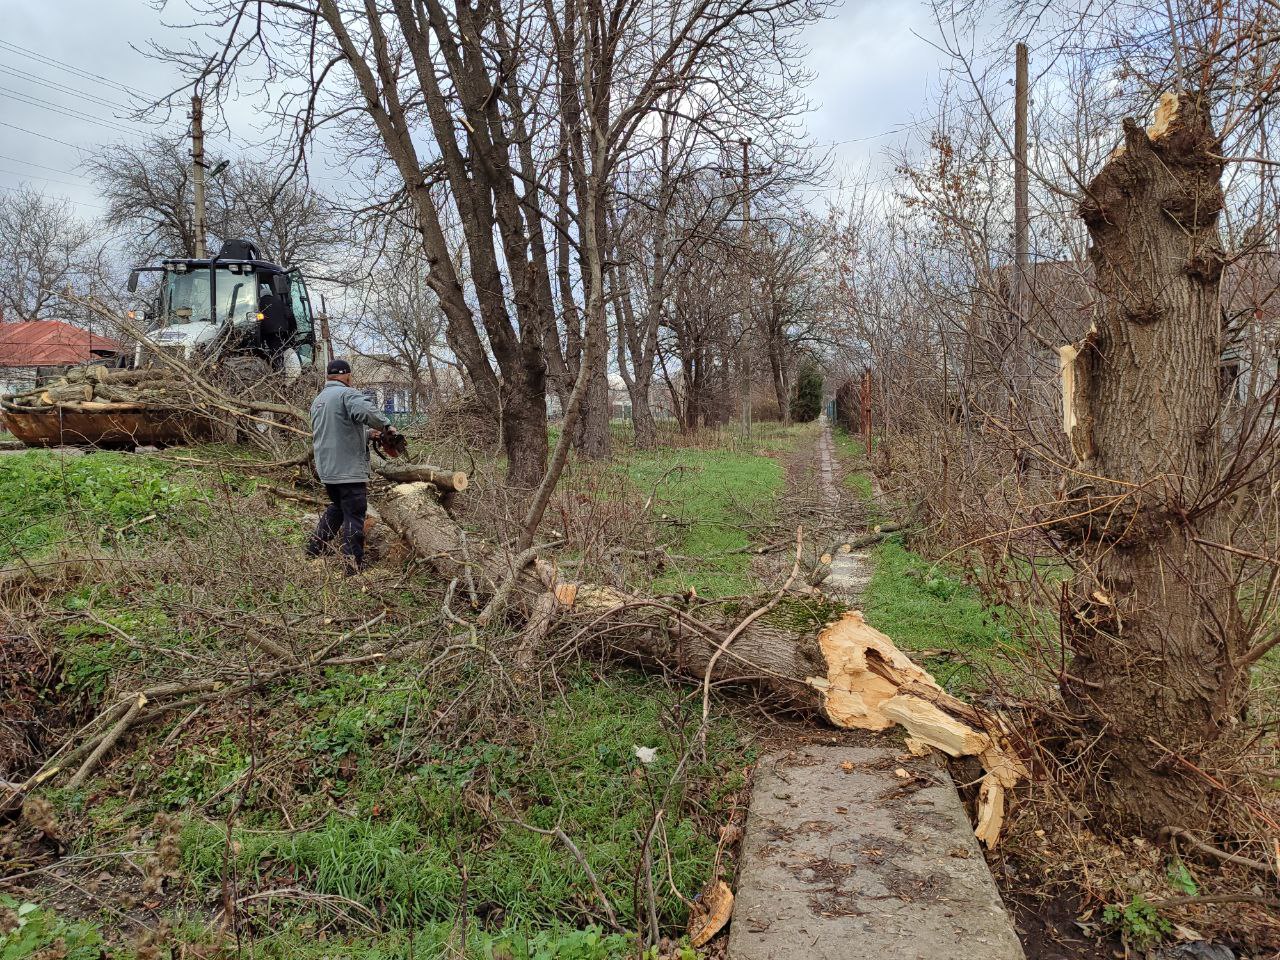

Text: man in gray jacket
xmin=306 ymin=358 xmax=396 ymax=571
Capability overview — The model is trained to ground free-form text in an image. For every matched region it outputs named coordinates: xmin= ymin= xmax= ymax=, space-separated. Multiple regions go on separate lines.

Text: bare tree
xmin=817 ymin=0 xmax=1280 ymax=843
xmin=0 ymin=187 xmax=98 ymax=322
xmin=751 ymin=211 xmax=828 ymax=422
xmin=162 ymin=0 xmax=822 ymax=549
xmin=88 ymin=136 xmax=200 ymax=263
xmin=348 ymin=225 xmax=454 ymax=413
xmin=1061 ymin=91 xmax=1245 ymax=833
xmin=89 ymin=136 xmax=343 ymax=271
xmin=214 ymin=162 xmax=346 ymax=272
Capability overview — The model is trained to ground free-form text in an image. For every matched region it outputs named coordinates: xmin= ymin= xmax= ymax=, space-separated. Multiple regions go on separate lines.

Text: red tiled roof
xmin=0 ymin=319 xmax=121 ymax=367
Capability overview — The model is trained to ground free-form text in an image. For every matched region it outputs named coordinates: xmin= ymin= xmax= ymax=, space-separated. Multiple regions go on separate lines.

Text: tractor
xmin=128 ymin=237 xmax=326 ymax=395
xmin=0 ymin=239 xmax=327 ymax=448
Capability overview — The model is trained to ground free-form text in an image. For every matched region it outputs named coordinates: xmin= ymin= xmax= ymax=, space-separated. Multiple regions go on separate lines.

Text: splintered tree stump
xmin=1071 ymin=91 xmax=1247 ymax=834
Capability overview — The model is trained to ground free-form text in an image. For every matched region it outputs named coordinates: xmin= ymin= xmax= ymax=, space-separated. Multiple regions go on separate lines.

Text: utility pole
xmin=318 ymin=294 xmax=336 ymax=365
xmin=1012 ymin=43 xmax=1029 ymax=340
xmin=740 ymin=137 xmax=753 ymax=435
xmin=191 ymin=94 xmax=207 ymax=259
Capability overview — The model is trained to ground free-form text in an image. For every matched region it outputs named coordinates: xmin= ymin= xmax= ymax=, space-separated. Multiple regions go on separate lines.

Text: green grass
xmin=844 ymin=470 xmax=874 ymax=505
xmin=0 ymin=450 xmax=206 ymax=564
xmin=31 ymin=657 xmax=748 ymax=957
xmin=236 ymin=922 xmax=649 ymax=959
xmin=0 ymin=897 xmax=650 ymax=960
xmin=861 ymin=540 xmax=1014 ymax=693
xmin=831 ymin=428 xmax=885 ymax=524
xmin=622 ymin=447 xmax=784 ymax=596
xmin=173 ymin=664 xmax=749 ymax=946
xmin=0 ymin=893 xmax=106 ymax=960
xmin=10 ymin=432 xmax=775 ymax=958
xmin=832 ymin=426 xmax=871 ymax=459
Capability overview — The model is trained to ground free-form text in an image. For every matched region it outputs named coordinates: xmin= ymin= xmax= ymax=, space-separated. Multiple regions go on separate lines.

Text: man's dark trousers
xmin=307 ymin=482 xmax=368 ymax=569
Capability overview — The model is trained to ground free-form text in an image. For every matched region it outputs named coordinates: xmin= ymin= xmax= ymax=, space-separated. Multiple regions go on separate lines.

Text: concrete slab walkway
xmin=728 ymin=745 xmax=1026 ymax=960
xmin=727 ymin=424 xmax=1024 ymax=958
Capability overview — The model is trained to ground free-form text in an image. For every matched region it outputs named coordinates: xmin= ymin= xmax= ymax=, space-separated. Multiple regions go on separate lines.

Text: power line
xmin=0 ymin=120 xmax=86 ymax=152
xmin=823 ymin=114 xmax=941 ymax=148
xmin=0 ymin=38 xmax=162 ymax=102
xmin=0 ymin=87 xmax=142 ymax=137
xmin=0 ymin=166 xmax=86 ymax=190
xmin=0 ymin=183 xmax=104 ymax=211
xmin=0 ymin=61 xmax=135 ymax=113
xmin=0 ymin=152 xmax=82 ymax=176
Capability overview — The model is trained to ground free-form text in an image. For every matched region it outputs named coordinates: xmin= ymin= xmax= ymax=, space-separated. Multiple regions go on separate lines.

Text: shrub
xmin=790 ymin=363 xmax=823 ymax=422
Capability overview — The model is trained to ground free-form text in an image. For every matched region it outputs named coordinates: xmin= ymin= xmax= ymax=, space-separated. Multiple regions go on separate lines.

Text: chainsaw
xmin=372 ymin=428 xmax=408 ymax=460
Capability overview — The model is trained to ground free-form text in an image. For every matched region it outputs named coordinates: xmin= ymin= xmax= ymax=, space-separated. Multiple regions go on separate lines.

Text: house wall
xmin=0 ymin=365 xmax=64 ymax=396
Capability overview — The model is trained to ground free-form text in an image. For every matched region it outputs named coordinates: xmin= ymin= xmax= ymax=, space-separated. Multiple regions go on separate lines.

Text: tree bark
xmin=1067 ymin=92 xmax=1245 ymax=835
xmin=770 ymin=332 xmax=791 ymax=425
xmin=501 ymin=363 xmax=551 ymax=491
xmin=579 ymin=322 xmax=613 ymax=459
xmin=611 ymin=270 xmax=659 ymax=448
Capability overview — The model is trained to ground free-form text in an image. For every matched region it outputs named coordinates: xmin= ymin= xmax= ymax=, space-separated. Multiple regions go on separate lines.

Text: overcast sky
xmin=0 ymin=0 xmax=950 ymax=221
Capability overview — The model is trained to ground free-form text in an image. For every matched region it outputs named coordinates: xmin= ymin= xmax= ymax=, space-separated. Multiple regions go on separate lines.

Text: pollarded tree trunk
xmin=1066 ymin=93 xmax=1246 ymax=835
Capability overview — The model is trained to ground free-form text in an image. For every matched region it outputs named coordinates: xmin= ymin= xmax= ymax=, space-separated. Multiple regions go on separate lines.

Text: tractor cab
xmin=128 ymin=238 xmax=319 ymax=379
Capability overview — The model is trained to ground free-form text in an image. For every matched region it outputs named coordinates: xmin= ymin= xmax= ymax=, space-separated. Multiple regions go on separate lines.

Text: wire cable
xmin=0 ymin=119 xmax=86 ymax=152
xmin=0 ymin=166 xmax=86 ymax=190
xmin=0 ymin=61 xmax=134 ymax=113
xmin=0 ymin=152 xmax=82 ymax=176
xmin=0 ymin=86 xmax=142 ymax=137
xmin=0 ymin=61 xmax=184 ymax=137
xmin=0 ymin=38 xmax=162 ymax=102
xmin=0 ymin=182 xmax=104 ymax=210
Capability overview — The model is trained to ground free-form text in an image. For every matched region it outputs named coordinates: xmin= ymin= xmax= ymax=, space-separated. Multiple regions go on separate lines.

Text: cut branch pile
xmin=2 ymin=625 xmax=404 ymax=812
xmin=378 ymin=482 xmax=1028 ymax=846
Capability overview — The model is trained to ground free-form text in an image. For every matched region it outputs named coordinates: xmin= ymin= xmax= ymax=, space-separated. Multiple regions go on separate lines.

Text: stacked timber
xmin=1 ymin=367 xmax=185 ymax=413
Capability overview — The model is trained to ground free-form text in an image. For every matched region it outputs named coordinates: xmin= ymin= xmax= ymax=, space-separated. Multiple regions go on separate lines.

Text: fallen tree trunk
xmin=377 ymin=482 xmax=552 ymax=599
xmin=377 ymin=482 xmax=1027 ymax=845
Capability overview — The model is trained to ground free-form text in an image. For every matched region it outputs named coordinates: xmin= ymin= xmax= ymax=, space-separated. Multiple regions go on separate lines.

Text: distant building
xmin=349 ymin=353 xmax=420 ymax=418
xmin=0 ymin=319 xmax=122 ymax=395
xmin=546 ymin=373 xmax=678 ymax=422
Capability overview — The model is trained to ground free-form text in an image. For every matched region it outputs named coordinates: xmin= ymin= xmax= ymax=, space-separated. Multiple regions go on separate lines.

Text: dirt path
xmin=814 ymin=414 xmax=875 ymax=603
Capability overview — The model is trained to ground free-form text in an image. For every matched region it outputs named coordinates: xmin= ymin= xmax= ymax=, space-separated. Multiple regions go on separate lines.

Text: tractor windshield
xmin=161 ymin=266 xmax=257 ymax=325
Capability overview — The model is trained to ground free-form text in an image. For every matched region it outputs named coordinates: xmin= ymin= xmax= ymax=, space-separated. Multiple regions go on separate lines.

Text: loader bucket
xmin=0 ymin=400 xmax=216 ymax=449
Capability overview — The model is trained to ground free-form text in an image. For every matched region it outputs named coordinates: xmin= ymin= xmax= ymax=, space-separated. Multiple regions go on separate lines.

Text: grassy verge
xmin=859 ymin=539 xmax=1014 ymax=693
xmin=825 ymin=432 xmax=1012 ymax=693
xmin=3 ymin=436 xmax=774 ymax=959
xmin=832 ymin=428 xmax=885 ymax=523
xmin=0 ymin=450 xmax=212 ymax=564
xmin=160 ymin=663 xmax=749 ymax=955
xmin=621 ymin=441 xmax=786 ymax=597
